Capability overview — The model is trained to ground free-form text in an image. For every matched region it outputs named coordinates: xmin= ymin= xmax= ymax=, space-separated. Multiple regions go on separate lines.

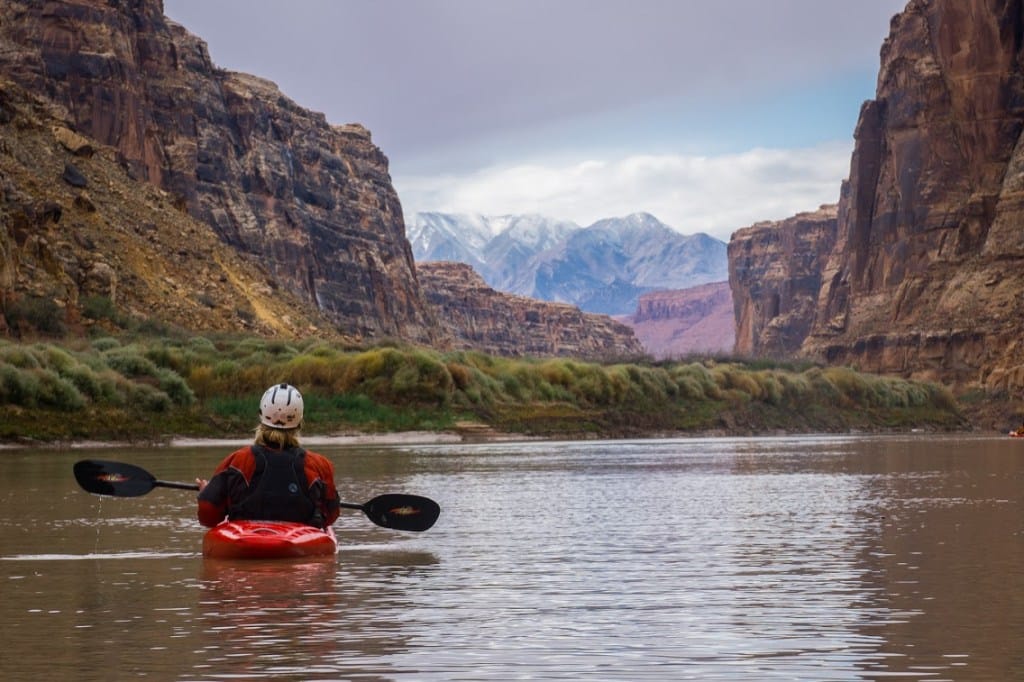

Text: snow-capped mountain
xmin=406 ymin=212 xmax=496 ymax=275
xmin=407 ymin=211 xmax=728 ymax=315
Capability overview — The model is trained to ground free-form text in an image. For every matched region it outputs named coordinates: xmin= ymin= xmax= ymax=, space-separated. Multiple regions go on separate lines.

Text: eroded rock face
xmin=802 ymin=0 xmax=1024 ymax=392
xmin=0 ymin=78 xmax=343 ymax=338
xmin=0 ymin=0 xmax=437 ymax=343
xmin=626 ymin=282 xmax=735 ymax=358
xmin=417 ymin=261 xmax=644 ymax=360
xmin=728 ymin=205 xmax=837 ymax=359
xmin=721 ymin=1 xmax=1024 ymax=395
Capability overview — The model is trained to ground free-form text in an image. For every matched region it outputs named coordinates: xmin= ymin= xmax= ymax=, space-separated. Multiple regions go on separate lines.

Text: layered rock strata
xmin=417 ymin=261 xmax=644 ymax=360
xmin=728 ymin=205 xmax=837 ymax=359
xmin=625 ymin=282 xmax=735 ymax=358
xmin=724 ymin=0 xmax=1024 ymax=396
xmin=0 ymin=0 xmax=436 ymax=342
xmin=801 ymin=0 xmax=1024 ymax=392
xmin=0 ymin=78 xmax=338 ymax=337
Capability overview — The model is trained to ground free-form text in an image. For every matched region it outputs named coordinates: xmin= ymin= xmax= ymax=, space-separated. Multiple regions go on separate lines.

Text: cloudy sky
xmin=163 ymin=0 xmax=908 ymax=241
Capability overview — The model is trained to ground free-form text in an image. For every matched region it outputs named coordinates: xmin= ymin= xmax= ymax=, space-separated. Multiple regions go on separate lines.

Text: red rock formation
xmin=801 ymin=0 xmax=1024 ymax=393
xmin=728 ymin=205 xmax=837 ymax=358
xmin=0 ymin=0 xmax=437 ymax=343
xmin=417 ymin=261 xmax=644 ymax=360
xmin=624 ymin=282 xmax=735 ymax=358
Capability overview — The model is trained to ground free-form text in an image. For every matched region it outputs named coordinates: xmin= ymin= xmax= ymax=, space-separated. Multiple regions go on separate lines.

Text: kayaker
xmin=196 ymin=383 xmax=341 ymax=529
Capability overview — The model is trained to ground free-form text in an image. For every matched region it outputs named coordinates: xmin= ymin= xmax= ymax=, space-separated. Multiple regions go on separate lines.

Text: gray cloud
xmin=163 ymin=0 xmax=907 ymax=163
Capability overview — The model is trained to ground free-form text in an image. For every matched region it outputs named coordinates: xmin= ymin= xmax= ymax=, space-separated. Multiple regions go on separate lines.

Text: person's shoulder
xmin=219 ymin=445 xmax=256 ymax=470
xmin=304 ymin=449 xmax=335 ymax=469
xmin=227 ymin=444 xmax=255 ymax=460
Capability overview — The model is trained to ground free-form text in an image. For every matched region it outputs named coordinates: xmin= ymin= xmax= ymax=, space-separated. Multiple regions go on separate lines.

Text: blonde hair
xmin=254 ymin=423 xmax=301 ymax=449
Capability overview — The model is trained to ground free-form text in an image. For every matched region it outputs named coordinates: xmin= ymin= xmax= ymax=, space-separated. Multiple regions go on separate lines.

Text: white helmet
xmin=259 ymin=383 xmax=304 ymax=429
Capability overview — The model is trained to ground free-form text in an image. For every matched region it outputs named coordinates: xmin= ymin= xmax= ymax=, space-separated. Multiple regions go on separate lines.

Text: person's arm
xmin=196 ymin=449 xmax=251 ymax=527
xmin=197 ymin=473 xmax=229 ymax=527
xmin=307 ymin=452 xmax=341 ymax=527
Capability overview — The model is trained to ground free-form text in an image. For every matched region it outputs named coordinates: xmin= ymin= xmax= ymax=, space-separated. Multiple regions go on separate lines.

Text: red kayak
xmin=202 ymin=520 xmax=338 ymax=559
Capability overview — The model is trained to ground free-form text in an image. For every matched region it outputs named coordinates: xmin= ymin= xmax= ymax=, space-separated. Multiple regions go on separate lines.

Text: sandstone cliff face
xmin=0 ymin=0 xmax=436 ymax=342
xmin=417 ymin=262 xmax=644 ymax=360
xmin=0 ymin=78 xmax=340 ymax=338
xmin=800 ymin=0 xmax=1024 ymax=392
xmin=624 ymin=282 xmax=734 ymax=358
xmin=728 ymin=205 xmax=837 ymax=359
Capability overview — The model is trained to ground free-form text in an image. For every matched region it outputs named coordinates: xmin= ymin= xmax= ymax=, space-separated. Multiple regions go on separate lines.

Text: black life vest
xmin=229 ymin=445 xmax=318 ymax=525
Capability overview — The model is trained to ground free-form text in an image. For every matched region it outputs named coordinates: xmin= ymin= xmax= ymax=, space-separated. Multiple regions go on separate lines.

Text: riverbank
xmin=0 ymin=335 xmax=977 ymax=445
xmin=3 ymin=420 xmax=993 ymax=452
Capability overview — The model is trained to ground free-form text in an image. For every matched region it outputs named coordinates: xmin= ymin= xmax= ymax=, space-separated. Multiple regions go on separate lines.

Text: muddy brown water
xmin=1 ymin=435 xmax=1022 ymax=680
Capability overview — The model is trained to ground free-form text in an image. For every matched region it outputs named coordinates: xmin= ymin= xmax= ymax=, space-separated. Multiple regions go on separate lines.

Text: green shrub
xmin=804 ymin=367 xmax=846 ymax=407
xmin=155 ymin=367 xmax=195 ymax=406
xmin=753 ymin=371 xmax=783 ymax=405
xmin=0 ymin=344 xmax=42 ymax=369
xmin=537 ymin=359 xmax=573 ymax=387
xmin=128 ymin=382 xmax=172 ymax=412
xmin=81 ymin=295 xmax=119 ymax=322
xmin=62 ymin=364 xmax=100 ymax=399
xmin=711 ymin=364 xmax=762 ymax=397
xmin=34 ymin=369 xmax=86 ymax=410
xmin=5 ymin=295 xmax=66 ymax=335
xmin=91 ymin=337 xmax=121 ymax=352
xmin=189 ymin=336 xmax=216 ymax=352
xmin=446 ymin=361 xmax=472 ymax=390
xmin=0 ymin=365 xmax=39 ymax=406
xmin=103 ymin=346 xmax=160 ymax=377
xmin=389 ymin=350 xmax=453 ymax=406
xmin=670 ymin=363 xmax=719 ymax=400
xmin=283 ymin=353 xmax=349 ymax=390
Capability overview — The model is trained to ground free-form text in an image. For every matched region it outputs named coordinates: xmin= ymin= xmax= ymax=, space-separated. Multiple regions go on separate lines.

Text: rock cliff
xmin=0 ymin=0 xmax=647 ymax=361
xmin=0 ymin=0 xmax=437 ymax=342
xmin=725 ymin=0 xmax=1024 ymax=398
xmin=417 ymin=261 xmax=644 ymax=360
xmin=624 ymin=282 xmax=735 ymax=358
xmin=728 ymin=205 xmax=837 ymax=358
xmin=0 ymin=77 xmax=338 ymax=338
xmin=801 ymin=0 xmax=1024 ymax=393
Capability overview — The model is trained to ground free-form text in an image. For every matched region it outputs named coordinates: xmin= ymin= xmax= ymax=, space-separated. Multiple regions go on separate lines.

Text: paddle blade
xmin=362 ymin=493 xmax=440 ymax=532
xmin=73 ymin=459 xmax=157 ymax=497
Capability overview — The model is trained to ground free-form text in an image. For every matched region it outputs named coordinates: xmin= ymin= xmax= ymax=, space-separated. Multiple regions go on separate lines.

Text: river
xmin=1 ymin=434 xmax=1022 ymax=680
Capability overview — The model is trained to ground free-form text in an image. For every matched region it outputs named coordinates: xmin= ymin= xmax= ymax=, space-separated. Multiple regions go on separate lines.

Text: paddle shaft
xmin=157 ymin=480 xmax=200 ymax=492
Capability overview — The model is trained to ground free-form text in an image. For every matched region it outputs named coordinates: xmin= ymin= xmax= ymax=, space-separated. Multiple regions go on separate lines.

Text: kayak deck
xmin=203 ymin=520 xmax=338 ymax=559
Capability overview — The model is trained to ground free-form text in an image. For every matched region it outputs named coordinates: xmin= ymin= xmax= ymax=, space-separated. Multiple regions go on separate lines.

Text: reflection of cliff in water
xmin=716 ymin=437 xmax=1024 ymax=678
xmin=848 ymin=438 xmax=1024 ymax=679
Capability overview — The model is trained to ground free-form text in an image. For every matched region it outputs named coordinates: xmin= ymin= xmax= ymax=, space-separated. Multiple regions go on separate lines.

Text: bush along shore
xmin=0 ymin=334 xmax=968 ymax=444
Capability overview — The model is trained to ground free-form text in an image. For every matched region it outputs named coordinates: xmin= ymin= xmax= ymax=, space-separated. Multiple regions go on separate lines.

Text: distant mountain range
xmin=408 ymin=212 xmax=728 ymax=315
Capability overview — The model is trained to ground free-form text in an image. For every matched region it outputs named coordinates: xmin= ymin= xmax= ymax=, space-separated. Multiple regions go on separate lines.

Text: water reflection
xmin=196 ymin=559 xmax=346 ymax=678
xmin=2 ymin=436 xmax=1024 ymax=679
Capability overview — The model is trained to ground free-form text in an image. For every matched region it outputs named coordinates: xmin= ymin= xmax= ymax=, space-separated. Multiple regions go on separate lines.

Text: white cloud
xmin=395 ymin=141 xmax=852 ymax=241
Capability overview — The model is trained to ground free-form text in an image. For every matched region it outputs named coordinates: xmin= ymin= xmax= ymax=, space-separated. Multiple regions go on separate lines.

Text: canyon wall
xmin=726 ymin=0 xmax=1024 ymax=395
xmin=803 ymin=0 xmax=1024 ymax=392
xmin=626 ymin=282 xmax=734 ymax=358
xmin=0 ymin=0 xmax=437 ymax=343
xmin=728 ymin=205 xmax=837 ymax=359
xmin=417 ymin=262 xmax=644 ymax=360
xmin=0 ymin=78 xmax=338 ymax=338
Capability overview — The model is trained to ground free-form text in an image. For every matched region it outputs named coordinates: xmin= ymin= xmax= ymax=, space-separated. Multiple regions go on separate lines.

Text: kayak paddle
xmin=73 ymin=459 xmax=440 ymax=532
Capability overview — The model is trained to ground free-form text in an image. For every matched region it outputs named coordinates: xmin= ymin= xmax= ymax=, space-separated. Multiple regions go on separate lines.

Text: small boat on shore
xmin=202 ymin=520 xmax=338 ymax=559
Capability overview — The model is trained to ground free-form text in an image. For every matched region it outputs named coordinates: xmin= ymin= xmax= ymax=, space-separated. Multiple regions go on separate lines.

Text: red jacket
xmin=197 ymin=445 xmax=341 ymax=528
